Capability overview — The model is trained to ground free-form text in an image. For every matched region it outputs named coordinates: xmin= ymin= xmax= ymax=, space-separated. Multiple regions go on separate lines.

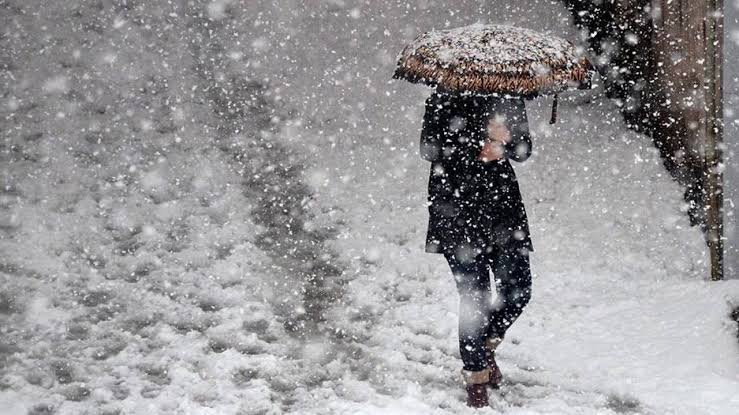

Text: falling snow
xmin=1 ymin=1 xmax=739 ymax=415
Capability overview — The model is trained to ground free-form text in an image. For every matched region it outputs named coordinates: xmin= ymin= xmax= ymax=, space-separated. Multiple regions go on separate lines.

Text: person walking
xmin=420 ymin=89 xmax=534 ymax=408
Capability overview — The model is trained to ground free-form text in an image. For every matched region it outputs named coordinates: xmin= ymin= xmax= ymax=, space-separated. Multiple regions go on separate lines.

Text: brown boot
xmin=461 ymin=368 xmax=490 ymax=408
xmin=484 ymin=337 xmax=503 ymax=389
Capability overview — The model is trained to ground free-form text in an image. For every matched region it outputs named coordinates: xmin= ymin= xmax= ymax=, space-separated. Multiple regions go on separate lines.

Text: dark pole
xmin=704 ymin=0 xmax=724 ymax=280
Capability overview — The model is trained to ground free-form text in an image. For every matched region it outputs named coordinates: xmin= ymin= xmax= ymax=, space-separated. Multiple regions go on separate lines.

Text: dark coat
xmin=420 ymin=90 xmax=534 ymax=257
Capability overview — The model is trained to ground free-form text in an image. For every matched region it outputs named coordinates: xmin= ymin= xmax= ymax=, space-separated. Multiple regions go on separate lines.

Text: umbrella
xmin=392 ymin=23 xmax=594 ymax=123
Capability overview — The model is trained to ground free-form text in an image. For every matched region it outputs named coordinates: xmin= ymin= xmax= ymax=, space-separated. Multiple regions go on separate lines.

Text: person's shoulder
xmin=427 ymin=89 xmax=451 ymax=102
xmin=492 ymin=95 xmax=526 ymax=113
xmin=425 ymin=90 xmax=457 ymax=111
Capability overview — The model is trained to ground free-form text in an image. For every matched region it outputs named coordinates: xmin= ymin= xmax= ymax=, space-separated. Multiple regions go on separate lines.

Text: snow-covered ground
xmin=1 ymin=1 xmax=738 ymax=414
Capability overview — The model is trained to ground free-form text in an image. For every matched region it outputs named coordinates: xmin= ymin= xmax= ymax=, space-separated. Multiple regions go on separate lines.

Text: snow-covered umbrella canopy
xmin=392 ymin=23 xmax=594 ymax=98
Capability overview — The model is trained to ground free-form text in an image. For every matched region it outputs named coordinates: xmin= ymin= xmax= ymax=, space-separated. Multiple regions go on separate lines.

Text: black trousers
xmin=443 ymin=244 xmax=532 ymax=372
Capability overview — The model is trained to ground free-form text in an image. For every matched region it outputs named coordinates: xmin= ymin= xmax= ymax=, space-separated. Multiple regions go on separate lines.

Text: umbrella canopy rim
xmin=393 ymin=53 xmax=594 ymax=97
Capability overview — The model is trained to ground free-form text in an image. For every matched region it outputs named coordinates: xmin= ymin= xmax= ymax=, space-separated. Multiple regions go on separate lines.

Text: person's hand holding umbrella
xmin=478 ymin=118 xmax=511 ymax=162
